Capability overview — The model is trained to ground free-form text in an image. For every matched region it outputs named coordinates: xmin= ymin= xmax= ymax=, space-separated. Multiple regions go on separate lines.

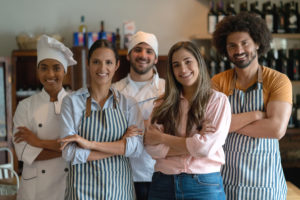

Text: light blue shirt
xmin=60 ymin=87 xmax=144 ymax=165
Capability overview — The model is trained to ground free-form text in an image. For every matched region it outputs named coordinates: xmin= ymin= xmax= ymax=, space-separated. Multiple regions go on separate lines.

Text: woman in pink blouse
xmin=144 ymin=41 xmax=231 ymax=200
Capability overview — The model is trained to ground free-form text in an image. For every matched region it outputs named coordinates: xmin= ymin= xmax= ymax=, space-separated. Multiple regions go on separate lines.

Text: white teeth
xmin=181 ymin=73 xmax=192 ymax=78
xmin=46 ymin=80 xmax=56 ymax=83
xmin=96 ymin=73 xmax=108 ymax=77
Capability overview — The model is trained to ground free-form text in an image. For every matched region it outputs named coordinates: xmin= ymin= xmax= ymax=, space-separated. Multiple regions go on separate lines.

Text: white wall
xmin=0 ymin=0 xmax=209 ymax=56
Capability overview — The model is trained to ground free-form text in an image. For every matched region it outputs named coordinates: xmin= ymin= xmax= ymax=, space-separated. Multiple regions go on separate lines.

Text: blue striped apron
xmin=221 ymin=66 xmax=287 ymax=200
xmin=65 ymin=92 xmax=135 ymax=200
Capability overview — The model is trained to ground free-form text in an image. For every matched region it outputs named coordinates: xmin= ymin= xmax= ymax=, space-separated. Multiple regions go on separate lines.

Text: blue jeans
xmin=148 ymin=172 xmax=226 ymax=200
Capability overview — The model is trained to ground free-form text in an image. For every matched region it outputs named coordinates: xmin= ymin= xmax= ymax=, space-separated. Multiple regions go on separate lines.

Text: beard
xmin=230 ymin=51 xmax=257 ymax=69
xmin=130 ymin=58 xmax=155 ymax=75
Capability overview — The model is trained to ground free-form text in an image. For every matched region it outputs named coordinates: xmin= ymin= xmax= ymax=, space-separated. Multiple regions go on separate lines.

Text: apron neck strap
xmin=229 ymin=65 xmax=263 ymax=95
xmin=85 ymin=87 xmax=118 ymax=117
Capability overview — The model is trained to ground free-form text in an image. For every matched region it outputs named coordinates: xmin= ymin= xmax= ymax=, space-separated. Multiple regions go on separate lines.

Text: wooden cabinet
xmin=280 ymin=128 xmax=300 ymax=168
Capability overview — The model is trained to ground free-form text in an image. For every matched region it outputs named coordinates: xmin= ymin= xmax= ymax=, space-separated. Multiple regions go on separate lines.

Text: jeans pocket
xmin=193 ymin=173 xmax=220 ymax=186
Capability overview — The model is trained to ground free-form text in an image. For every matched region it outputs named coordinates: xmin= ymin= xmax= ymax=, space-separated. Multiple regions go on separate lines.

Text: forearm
xmin=35 ymin=149 xmax=62 ymax=161
xmin=87 ymin=150 xmax=113 ymax=161
xmin=89 ymin=139 xmax=126 ymax=155
xmin=36 ymin=139 xmax=61 ymax=152
xmin=160 ymin=134 xmax=189 ymax=156
xmin=236 ymin=117 xmax=287 ymax=139
xmin=230 ymin=111 xmax=265 ymax=132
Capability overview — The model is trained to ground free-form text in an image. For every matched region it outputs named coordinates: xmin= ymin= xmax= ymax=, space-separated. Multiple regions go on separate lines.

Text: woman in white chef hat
xmin=13 ymin=34 xmax=76 ymax=200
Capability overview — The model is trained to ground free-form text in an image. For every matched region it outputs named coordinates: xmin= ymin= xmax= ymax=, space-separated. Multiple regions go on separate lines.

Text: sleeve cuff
xmin=125 ymin=135 xmax=143 ymax=158
xmin=22 ymin=144 xmax=43 ymax=165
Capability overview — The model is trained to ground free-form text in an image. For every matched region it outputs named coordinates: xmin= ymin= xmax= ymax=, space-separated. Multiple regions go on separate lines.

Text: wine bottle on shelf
xmin=262 ymin=1 xmax=275 ymax=33
xmin=288 ymin=49 xmax=300 ymax=81
xmin=115 ymin=28 xmax=121 ymax=50
xmin=217 ymin=0 xmax=226 ymax=23
xmin=277 ymin=49 xmax=289 ymax=76
xmin=209 ymin=59 xmax=217 ymax=77
xmin=208 ymin=0 xmax=217 ymax=34
xmin=240 ymin=1 xmax=248 ymax=12
xmin=274 ymin=1 xmax=286 ymax=33
xmin=296 ymin=94 xmax=300 ymax=127
xmin=267 ymin=49 xmax=277 ymax=70
xmin=226 ymin=1 xmax=236 ymax=16
xmin=285 ymin=1 xmax=298 ymax=33
xmin=99 ymin=20 xmax=107 ymax=39
xmin=250 ymin=1 xmax=263 ymax=18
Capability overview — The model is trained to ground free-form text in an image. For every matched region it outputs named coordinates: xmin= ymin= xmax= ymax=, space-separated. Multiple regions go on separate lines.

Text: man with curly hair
xmin=211 ymin=12 xmax=292 ymax=200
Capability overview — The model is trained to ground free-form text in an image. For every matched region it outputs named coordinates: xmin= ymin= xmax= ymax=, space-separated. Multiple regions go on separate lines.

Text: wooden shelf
xmin=191 ymin=33 xmax=300 ymax=40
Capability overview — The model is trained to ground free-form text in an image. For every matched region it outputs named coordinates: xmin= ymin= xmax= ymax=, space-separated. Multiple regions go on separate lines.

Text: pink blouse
xmin=146 ymin=89 xmax=231 ymax=174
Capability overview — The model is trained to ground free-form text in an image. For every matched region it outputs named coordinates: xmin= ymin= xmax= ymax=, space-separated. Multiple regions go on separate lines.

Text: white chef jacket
xmin=13 ymin=88 xmax=69 ymax=200
xmin=112 ymin=67 xmax=165 ymax=182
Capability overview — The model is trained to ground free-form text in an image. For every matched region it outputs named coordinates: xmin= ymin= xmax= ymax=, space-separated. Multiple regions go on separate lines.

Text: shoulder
xmin=211 ymin=69 xmax=234 ymax=95
xmin=114 ymin=88 xmax=138 ymax=107
xmin=263 ymin=66 xmax=291 ymax=83
xmin=209 ymin=89 xmax=228 ymax=103
xmin=112 ymin=77 xmax=128 ymax=90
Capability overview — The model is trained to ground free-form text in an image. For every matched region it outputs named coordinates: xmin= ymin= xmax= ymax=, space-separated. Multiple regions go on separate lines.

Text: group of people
xmin=12 ymin=12 xmax=292 ymax=200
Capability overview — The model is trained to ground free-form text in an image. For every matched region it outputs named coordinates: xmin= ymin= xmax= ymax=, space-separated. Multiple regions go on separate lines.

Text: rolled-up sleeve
xmin=125 ymin=97 xmax=145 ymax=158
xmin=60 ymin=96 xmax=91 ymax=165
xmin=186 ymin=92 xmax=231 ymax=157
xmin=13 ymin=100 xmax=42 ymax=165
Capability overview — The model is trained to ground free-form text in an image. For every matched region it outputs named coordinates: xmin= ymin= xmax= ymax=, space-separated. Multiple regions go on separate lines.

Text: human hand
xmin=58 ymin=134 xmax=91 ymax=150
xmin=144 ymin=125 xmax=162 ymax=145
xmin=198 ymin=121 xmax=216 ymax=136
xmin=122 ymin=125 xmax=143 ymax=139
xmin=14 ymin=127 xmax=41 ymax=147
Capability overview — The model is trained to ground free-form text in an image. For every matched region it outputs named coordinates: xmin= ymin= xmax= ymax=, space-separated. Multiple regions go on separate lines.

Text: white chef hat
xmin=128 ymin=31 xmax=158 ymax=57
xmin=37 ymin=35 xmax=77 ymax=71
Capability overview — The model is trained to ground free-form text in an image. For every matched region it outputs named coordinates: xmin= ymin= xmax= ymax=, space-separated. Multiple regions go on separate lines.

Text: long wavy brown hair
xmin=151 ymin=41 xmax=212 ymax=135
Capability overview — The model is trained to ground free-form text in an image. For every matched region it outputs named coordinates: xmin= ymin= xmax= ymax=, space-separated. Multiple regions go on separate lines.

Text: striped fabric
xmin=222 ymin=82 xmax=287 ymax=200
xmin=65 ymin=105 xmax=135 ymax=200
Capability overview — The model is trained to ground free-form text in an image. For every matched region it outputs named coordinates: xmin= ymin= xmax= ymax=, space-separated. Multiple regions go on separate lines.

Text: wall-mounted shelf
xmin=191 ymin=33 xmax=300 ymax=40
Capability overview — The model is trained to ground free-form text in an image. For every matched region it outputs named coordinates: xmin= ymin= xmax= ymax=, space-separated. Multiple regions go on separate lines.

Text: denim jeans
xmin=148 ymin=172 xmax=226 ymax=200
xmin=134 ymin=182 xmax=151 ymax=200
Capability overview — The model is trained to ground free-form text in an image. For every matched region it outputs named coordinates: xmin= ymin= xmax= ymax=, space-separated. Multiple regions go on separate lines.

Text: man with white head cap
xmin=13 ymin=34 xmax=76 ymax=200
xmin=113 ymin=31 xmax=165 ymax=199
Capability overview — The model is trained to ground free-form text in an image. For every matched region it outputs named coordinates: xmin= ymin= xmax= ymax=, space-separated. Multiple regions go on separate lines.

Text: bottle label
xmin=265 ymin=15 xmax=273 ymax=32
xmin=208 ymin=15 xmax=217 ymax=34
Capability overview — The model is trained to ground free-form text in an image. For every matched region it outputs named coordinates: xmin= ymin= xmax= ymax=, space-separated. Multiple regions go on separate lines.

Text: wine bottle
xmin=115 ymin=28 xmax=121 ymax=50
xmin=277 ymin=49 xmax=289 ymax=76
xmin=208 ymin=0 xmax=217 ymax=34
xmin=226 ymin=1 xmax=236 ymax=16
xmin=274 ymin=1 xmax=286 ymax=33
xmin=285 ymin=1 xmax=298 ymax=33
xmin=263 ymin=1 xmax=275 ymax=33
xmin=250 ymin=1 xmax=263 ymax=18
xmin=240 ymin=1 xmax=248 ymax=12
xmin=217 ymin=0 xmax=226 ymax=23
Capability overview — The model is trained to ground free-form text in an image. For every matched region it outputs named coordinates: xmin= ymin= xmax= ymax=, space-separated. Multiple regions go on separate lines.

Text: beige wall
xmin=0 ymin=0 xmax=210 ymax=56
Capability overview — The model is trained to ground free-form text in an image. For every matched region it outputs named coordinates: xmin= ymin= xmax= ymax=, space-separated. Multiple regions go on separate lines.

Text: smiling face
xmin=226 ymin=32 xmax=259 ymax=69
xmin=127 ymin=42 xmax=158 ymax=75
xmin=88 ymin=47 xmax=119 ymax=87
xmin=171 ymin=48 xmax=199 ymax=90
xmin=38 ymin=58 xmax=65 ymax=93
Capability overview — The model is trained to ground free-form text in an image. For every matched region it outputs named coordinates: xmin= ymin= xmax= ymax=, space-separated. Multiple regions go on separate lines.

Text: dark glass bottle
xmin=226 ymin=1 xmax=236 ymax=16
xmin=267 ymin=49 xmax=277 ymax=70
xmin=288 ymin=49 xmax=300 ymax=81
xmin=217 ymin=0 xmax=226 ymax=23
xmin=263 ymin=1 xmax=275 ymax=33
xmin=274 ymin=1 xmax=286 ymax=33
xmin=250 ymin=1 xmax=263 ymax=18
xmin=285 ymin=1 xmax=298 ymax=33
xmin=240 ymin=1 xmax=248 ymax=12
xmin=115 ymin=28 xmax=121 ymax=50
xmin=208 ymin=0 xmax=217 ymax=34
xmin=277 ymin=49 xmax=289 ymax=76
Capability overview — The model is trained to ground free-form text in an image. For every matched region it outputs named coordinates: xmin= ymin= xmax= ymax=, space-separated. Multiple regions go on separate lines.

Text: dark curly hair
xmin=212 ymin=12 xmax=272 ymax=58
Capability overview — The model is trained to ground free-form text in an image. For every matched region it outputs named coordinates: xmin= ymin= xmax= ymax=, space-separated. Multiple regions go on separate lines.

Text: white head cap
xmin=37 ymin=35 xmax=77 ymax=71
xmin=128 ymin=31 xmax=158 ymax=57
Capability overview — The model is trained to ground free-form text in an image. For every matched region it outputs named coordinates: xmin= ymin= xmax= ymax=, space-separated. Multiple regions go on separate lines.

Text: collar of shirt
xmin=40 ymin=88 xmax=67 ymax=114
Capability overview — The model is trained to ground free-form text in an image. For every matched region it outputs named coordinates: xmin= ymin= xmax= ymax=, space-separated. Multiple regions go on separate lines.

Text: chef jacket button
xmin=41 ymin=169 xmax=46 ymax=173
xmin=38 ymin=123 xmax=42 ymax=128
xmin=64 ymin=168 xmax=68 ymax=172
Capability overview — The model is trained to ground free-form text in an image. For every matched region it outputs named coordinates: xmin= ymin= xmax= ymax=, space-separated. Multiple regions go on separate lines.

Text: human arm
xmin=229 ymin=111 xmax=266 ymax=132
xmin=235 ymin=101 xmax=291 ymax=139
xmin=145 ymin=92 xmax=231 ymax=158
